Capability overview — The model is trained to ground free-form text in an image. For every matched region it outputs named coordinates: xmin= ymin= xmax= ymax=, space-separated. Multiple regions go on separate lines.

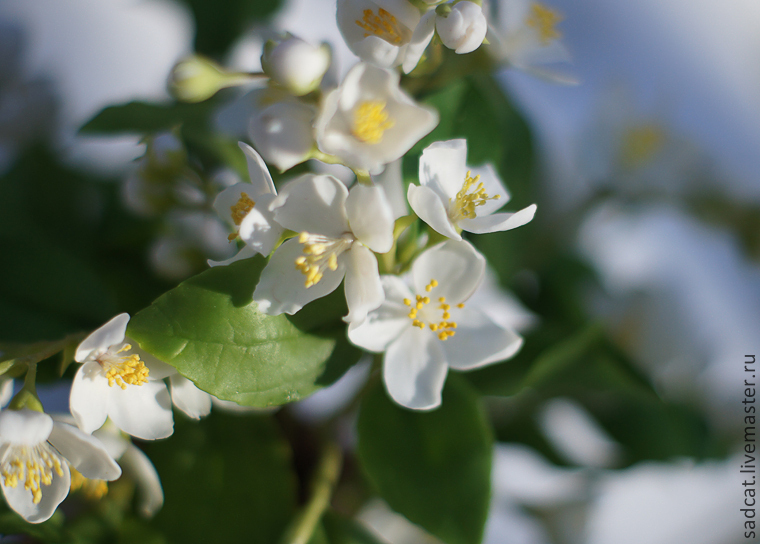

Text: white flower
xmin=0 ymin=408 xmax=121 ymax=523
xmin=348 ymin=240 xmax=523 ymax=409
xmin=337 ymin=0 xmax=432 ymax=72
xmin=408 ymin=139 xmax=536 ymax=240
xmin=210 ymin=143 xmax=284 ymax=266
xmin=487 ymin=0 xmax=576 ymax=83
xmin=315 ymin=63 xmax=438 ymax=173
xmin=91 ymin=421 xmax=164 ymax=518
xmin=248 ymin=96 xmax=317 ymax=172
xmin=436 ymin=1 xmax=488 ymax=54
xmin=261 ymin=34 xmax=331 ymax=96
xmin=253 ymin=174 xmax=394 ymax=323
xmin=70 ymin=314 xmax=174 ymax=441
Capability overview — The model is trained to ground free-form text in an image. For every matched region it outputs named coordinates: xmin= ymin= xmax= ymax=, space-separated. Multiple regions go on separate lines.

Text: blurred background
xmin=0 ymin=0 xmax=757 ymax=543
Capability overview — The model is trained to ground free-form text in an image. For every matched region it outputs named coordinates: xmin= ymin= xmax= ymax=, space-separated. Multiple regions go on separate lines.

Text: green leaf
xmin=357 ymin=377 xmax=493 ymax=544
xmin=142 ymin=412 xmax=296 ymax=544
xmin=321 ymin=512 xmax=385 ymax=544
xmin=127 ymin=257 xmax=361 ymax=407
xmin=79 ymin=101 xmax=217 ymax=135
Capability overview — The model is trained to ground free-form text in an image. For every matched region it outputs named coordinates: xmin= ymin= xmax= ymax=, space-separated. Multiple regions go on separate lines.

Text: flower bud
xmin=169 ymin=55 xmax=254 ymax=103
xmin=261 ymin=35 xmax=331 ymax=96
xmin=436 ymin=1 xmax=487 ymax=54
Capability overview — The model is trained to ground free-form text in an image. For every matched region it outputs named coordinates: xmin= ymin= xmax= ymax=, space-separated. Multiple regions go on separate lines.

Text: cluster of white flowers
xmin=1 ymin=0 xmax=571 ymax=525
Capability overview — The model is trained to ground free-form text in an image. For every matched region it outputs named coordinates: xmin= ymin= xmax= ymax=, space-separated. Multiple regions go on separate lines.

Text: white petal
xmin=238 ymin=194 xmax=285 ymax=256
xmin=120 ymin=443 xmax=164 ymax=518
xmin=0 ymin=409 xmax=52 ymax=445
xmin=253 ymin=238 xmax=346 ymax=315
xmin=468 ymin=163 xmax=510 ymax=217
xmin=48 ymin=422 xmax=121 ymax=481
xmin=412 ymin=240 xmax=485 ymax=303
xmin=238 ymin=142 xmax=276 ymax=195
xmin=419 ymin=139 xmax=468 ymax=199
xmin=351 ymin=36 xmax=404 ymax=69
xmin=271 ymin=174 xmax=350 ymax=238
xmin=75 ymin=313 xmax=129 ymax=362
xmin=439 ymin=308 xmax=523 ymax=370
xmin=459 ymin=204 xmax=537 ymax=234
xmin=371 ymin=158 xmax=408 ymax=219
xmin=2 ymin=461 xmax=70 ymax=523
xmin=343 ymin=245 xmax=384 ymax=324
xmin=383 ymin=327 xmax=448 ymax=410
xmin=92 ymin=424 xmax=130 ymax=460
xmin=208 ymin=245 xmax=258 ymax=268
xmin=347 ymin=275 xmax=413 ymax=351
xmin=345 ymin=184 xmax=394 ymax=253
xmin=407 ymin=184 xmax=461 ymax=240
xmin=403 ymin=10 xmax=436 ymax=73
xmin=70 ymin=362 xmax=109 ymax=434
xmin=170 ymin=374 xmax=212 ymax=420
xmin=106 ymin=381 xmax=174 ymax=441
xmin=249 ymin=100 xmax=316 ymax=172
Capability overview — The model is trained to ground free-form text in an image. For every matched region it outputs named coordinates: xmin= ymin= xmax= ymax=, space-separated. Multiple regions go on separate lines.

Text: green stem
xmin=279 ymin=443 xmax=343 ymax=544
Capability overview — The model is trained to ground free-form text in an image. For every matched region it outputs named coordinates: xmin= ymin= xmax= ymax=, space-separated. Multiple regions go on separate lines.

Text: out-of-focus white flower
xmin=337 ymin=0 xmax=432 ymax=72
xmin=408 ymin=139 xmax=536 ymax=240
xmin=261 ymin=34 xmax=331 ymax=96
xmin=487 ymin=0 xmax=576 ymax=84
xmin=70 ymin=314 xmax=174 ymax=441
xmin=0 ymin=408 xmax=121 ymax=523
xmin=358 ymin=498 xmax=442 ymax=544
xmin=253 ymin=174 xmax=394 ymax=323
xmin=315 ymin=63 xmax=438 ymax=173
xmin=150 ymin=210 xmax=235 ymax=279
xmin=210 ymin=143 xmax=284 ymax=266
xmin=538 ymin=398 xmax=621 ymax=468
xmin=248 ymin=94 xmax=317 ymax=172
xmin=436 ymin=1 xmax=487 ymax=54
xmin=348 ymin=240 xmax=522 ymax=409
xmin=585 ymin=457 xmax=743 ymax=544
xmin=55 ymin=416 xmax=164 ymax=518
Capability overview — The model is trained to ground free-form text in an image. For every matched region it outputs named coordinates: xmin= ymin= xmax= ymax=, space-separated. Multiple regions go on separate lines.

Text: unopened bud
xmin=169 ymin=55 xmax=256 ymax=103
xmin=261 ymin=35 xmax=331 ymax=96
xmin=436 ymin=1 xmax=487 ymax=54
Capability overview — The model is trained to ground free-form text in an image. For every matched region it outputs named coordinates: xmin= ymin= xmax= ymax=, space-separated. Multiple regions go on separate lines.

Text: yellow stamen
xmin=352 ymin=101 xmax=395 ymax=144
xmin=526 ymin=3 xmax=563 ymax=45
xmin=450 ymin=171 xmax=500 ymax=222
xmin=1 ymin=444 xmax=65 ymax=505
xmin=230 ymin=193 xmax=255 ymax=226
xmin=70 ymin=467 xmax=109 ymax=500
xmin=355 ymin=8 xmax=404 ymax=45
xmin=100 ymin=345 xmax=149 ymax=390
xmin=403 ymin=278 xmax=460 ymax=341
xmin=295 ymin=232 xmax=353 ymax=288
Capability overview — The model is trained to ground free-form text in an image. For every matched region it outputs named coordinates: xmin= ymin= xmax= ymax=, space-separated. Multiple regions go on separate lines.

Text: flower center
xmin=355 ymin=8 xmax=404 ymax=45
xmin=526 ymin=3 xmax=563 ymax=45
xmin=403 ymin=279 xmax=466 ymax=341
xmin=228 ymin=192 xmax=256 ymax=241
xmin=450 ymin=170 xmax=500 ymax=222
xmin=1 ymin=443 xmax=64 ymax=505
xmin=352 ymin=101 xmax=395 ymax=144
xmin=620 ymin=124 xmax=665 ymax=169
xmin=70 ymin=467 xmax=108 ymax=499
xmin=97 ymin=344 xmax=150 ymax=390
xmin=295 ymin=232 xmax=354 ymax=288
